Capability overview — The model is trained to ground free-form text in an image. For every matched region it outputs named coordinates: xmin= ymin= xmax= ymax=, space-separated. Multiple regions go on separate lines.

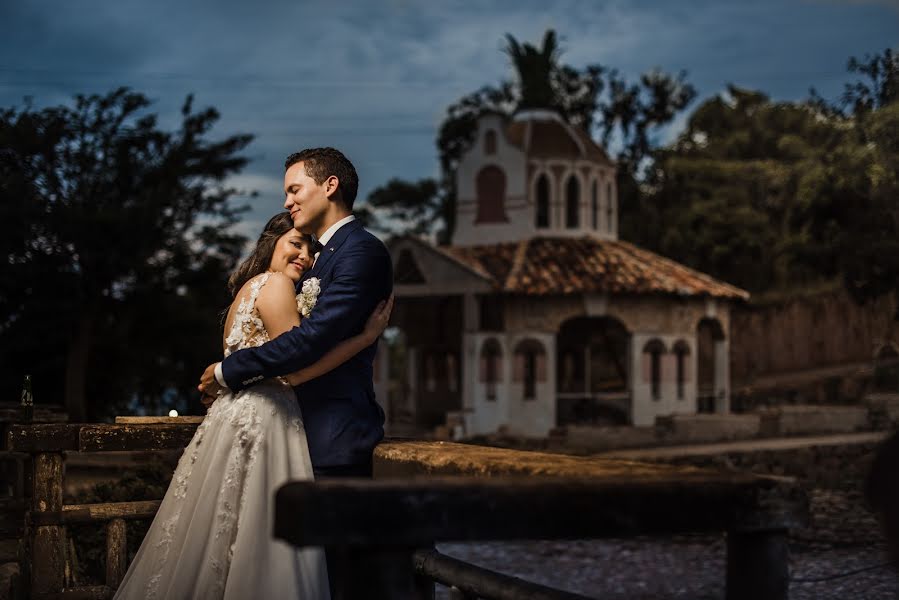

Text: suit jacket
xmin=221 ymin=220 xmax=393 ymax=469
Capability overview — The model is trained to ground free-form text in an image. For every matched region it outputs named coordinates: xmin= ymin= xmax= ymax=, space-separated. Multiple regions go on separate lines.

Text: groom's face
xmin=284 ymin=161 xmax=329 ymax=234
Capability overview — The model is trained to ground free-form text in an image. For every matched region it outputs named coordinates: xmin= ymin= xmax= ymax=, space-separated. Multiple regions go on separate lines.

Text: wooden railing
xmin=278 ymin=441 xmax=809 ymax=600
xmin=2 ymin=417 xmax=202 ymax=600
xmin=2 ymin=422 xmax=809 ymax=600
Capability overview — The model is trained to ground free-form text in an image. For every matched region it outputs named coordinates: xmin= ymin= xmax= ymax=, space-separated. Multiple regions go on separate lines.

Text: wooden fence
xmin=2 ymin=416 xmax=201 ymax=599
xmin=1 ymin=419 xmax=808 ymax=599
xmin=278 ymin=440 xmax=808 ymax=599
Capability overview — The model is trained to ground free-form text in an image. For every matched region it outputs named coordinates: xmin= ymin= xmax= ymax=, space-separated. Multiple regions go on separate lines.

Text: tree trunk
xmin=64 ymin=312 xmax=94 ymax=422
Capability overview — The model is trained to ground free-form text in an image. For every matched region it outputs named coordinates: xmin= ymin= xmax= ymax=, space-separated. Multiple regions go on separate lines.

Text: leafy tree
xmin=0 ymin=88 xmax=252 ymax=420
xmin=366 ymin=30 xmax=696 ymax=244
xmin=641 ymin=48 xmax=899 ymax=309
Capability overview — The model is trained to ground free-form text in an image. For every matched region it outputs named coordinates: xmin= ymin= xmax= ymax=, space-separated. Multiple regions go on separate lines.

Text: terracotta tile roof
xmin=503 ymin=116 xmax=613 ymax=165
xmin=441 ymin=237 xmax=749 ymax=300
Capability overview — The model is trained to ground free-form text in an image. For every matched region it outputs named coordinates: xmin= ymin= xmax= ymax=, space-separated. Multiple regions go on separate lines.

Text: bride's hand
xmin=363 ymin=293 xmax=394 ymax=342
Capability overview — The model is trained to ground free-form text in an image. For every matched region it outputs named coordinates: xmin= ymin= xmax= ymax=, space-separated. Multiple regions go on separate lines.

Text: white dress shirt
xmin=213 ymin=214 xmax=356 ymax=388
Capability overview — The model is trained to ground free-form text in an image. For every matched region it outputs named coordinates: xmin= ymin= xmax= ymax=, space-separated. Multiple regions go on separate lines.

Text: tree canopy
xmin=0 ymin=88 xmax=253 ymax=419
xmin=636 ymin=50 xmax=899 ymax=307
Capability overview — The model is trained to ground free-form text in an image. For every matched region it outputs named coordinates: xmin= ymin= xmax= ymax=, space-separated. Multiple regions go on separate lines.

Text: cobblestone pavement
xmin=436 ymin=489 xmax=898 ymax=599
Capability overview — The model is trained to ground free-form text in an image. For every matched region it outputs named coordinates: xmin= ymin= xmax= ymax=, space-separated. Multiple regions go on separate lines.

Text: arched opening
xmin=565 ymin=175 xmax=580 ymax=229
xmin=475 ymin=165 xmax=508 ymax=223
xmin=643 ymin=339 xmax=667 ymax=401
xmin=424 ymin=353 xmax=437 ymax=393
xmin=557 ymin=316 xmax=631 ymax=425
xmin=514 ymin=339 xmax=546 ymax=400
xmin=484 ymin=129 xmax=497 ymax=155
xmin=673 ymin=340 xmax=691 ymax=400
xmin=535 ymin=174 xmax=550 ymax=229
xmin=387 ymin=295 xmax=464 ymax=430
xmin=697 ymin=318 xmax=726 ymax=413
xmin=480 ymin=338 xmax=503 ymax=401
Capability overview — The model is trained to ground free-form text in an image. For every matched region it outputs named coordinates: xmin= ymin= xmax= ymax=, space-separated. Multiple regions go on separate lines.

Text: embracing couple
xmin=114 ymin=148 xmax=394 ymax=599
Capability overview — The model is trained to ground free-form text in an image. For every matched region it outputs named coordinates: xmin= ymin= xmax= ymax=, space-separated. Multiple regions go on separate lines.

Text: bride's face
xmin=269 ymin=231 xmax=312 ymax=281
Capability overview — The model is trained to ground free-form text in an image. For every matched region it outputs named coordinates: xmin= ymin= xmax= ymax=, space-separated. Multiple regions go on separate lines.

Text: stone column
xmin=629 ymin=333 xmax=653 ymax=426
xmin=406 ymin=347 xmax=418 ymax=423
xmin=461 ymin=294 xmax=480 ymax=433
xmin=715 ymin=337 xmax=731 ymax=414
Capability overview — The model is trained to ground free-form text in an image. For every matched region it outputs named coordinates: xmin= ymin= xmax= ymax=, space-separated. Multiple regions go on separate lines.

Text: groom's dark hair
xmin=285 ymin=147 xmax=359 ymax=210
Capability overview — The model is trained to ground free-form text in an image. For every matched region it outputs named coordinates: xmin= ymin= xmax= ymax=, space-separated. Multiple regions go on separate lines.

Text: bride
xmin=114 ymin=212 xmax=392 ymax=600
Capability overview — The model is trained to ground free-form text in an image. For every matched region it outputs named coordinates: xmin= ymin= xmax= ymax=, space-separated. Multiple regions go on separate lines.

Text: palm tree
xmin=503 ymin=30 xmax=560 ymax=112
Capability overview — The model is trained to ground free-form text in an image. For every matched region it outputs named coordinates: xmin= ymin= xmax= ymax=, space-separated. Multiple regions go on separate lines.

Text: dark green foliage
xmin=0 ymin=88 xmax=253 ymax=419
xmin=635 ymin=49 xmax=899 ymax=308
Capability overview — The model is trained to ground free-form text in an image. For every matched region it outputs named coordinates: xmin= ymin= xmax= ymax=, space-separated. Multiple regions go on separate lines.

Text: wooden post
xmin=725 ymin=529 xmax=789 ymax=600
xmin=106 ymin=518 xmax=127 ymax=590
xmin=329 ymin=546 xmax=433 ymax=600
xmin=31 ymin=452 xmax=65 ymax=595
xmin=448 ymin=586 xmax=477 ymax=600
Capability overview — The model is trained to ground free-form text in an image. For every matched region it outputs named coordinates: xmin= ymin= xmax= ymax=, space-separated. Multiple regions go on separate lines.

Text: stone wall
xmin=655 ymin=440 xmax=884 ymax=492
xmin=730 ymin=288 xmax=897 ymax=383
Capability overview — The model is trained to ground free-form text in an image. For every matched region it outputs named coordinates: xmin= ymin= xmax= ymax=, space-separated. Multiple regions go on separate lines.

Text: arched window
xmin=673 ymin=341 xmax=691 ymax=400
xmin=535 ymin=174 xmax=550 ymax=229
xmin=643 ymin=339 xmax=666 ymax=401
xmin=484 ymin=129 xmax=497 ymax=155
xmin=480 ymin=339 xmax=502 ymax=400
xmin=514 ymin=339 xmax=546 ymax=400
xmin=606 ymin=182 xmax=614 ymax=233
xmin=475 ymin=165 xmax=507 ymax=223
xmin=565 ymin=175 xmax=579 ymax=229
xmin=591 ymin=180 xmax=598 ymax=230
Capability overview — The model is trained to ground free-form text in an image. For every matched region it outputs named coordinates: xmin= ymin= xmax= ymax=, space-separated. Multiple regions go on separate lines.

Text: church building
xmin=376 ymin=110 xmax=749 ymax=437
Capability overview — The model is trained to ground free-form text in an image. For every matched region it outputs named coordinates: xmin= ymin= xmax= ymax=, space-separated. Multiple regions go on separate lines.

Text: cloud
xmin=2 ymin=0 xmax=896 ymax=232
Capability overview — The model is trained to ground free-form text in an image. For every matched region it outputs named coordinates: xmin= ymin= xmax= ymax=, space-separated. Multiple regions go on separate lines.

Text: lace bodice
xmin=224 ymin=273 xmax=274 ymax=356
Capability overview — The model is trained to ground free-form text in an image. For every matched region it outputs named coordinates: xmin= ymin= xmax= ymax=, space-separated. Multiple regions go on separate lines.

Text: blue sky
xmin=1 ymin=0 xmax=896 ymax=239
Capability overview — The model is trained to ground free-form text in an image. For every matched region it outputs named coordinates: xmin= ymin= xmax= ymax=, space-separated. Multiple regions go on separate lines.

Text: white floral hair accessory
xmin=297 ymin=277 xmax=321 ymax=318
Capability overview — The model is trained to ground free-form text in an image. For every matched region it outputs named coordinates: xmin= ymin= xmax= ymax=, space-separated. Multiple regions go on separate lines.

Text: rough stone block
xmin=776 ymin=405 xmax=869 ymax=435
xmin=557 ymin=425 xmax=658 ymax=453
xmin=655 ymin=413 xmax=761 ymax=444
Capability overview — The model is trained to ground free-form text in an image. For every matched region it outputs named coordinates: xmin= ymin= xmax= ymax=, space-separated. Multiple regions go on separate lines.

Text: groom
xmin=199 ymin=146 xmax=393 ymax=478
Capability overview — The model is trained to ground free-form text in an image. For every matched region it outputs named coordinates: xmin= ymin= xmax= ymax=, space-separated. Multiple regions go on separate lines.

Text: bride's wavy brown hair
xmin=228 ymin=212 xmax=312 ymax=297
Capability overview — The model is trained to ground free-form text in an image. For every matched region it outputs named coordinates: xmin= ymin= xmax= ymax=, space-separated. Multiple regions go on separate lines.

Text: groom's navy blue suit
xmin=220 ymin=219 xmax=392 ymax=474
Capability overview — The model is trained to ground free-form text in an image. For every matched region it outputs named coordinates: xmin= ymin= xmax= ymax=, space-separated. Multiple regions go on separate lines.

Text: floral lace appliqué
xmin=142 ymin=271 xmax=297 ymax=600
xmin=224 ymin=273 xmax=273 ymax=355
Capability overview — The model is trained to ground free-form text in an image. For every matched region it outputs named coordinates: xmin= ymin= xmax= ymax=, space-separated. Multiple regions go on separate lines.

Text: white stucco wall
xmin=453 ymin=115 xmax=529 ymax=246
xmin=629 ymin=333 xmax=699 ymax=426
xmin=452 ymin=114 xmax=619 ymax=246
xmin=464 ymin=331 xmax=557 ymax=437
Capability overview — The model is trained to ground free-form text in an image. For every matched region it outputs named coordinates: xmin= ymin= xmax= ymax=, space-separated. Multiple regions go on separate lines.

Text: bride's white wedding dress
xmin=115 ymin=272 xmax=329 ymax=600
